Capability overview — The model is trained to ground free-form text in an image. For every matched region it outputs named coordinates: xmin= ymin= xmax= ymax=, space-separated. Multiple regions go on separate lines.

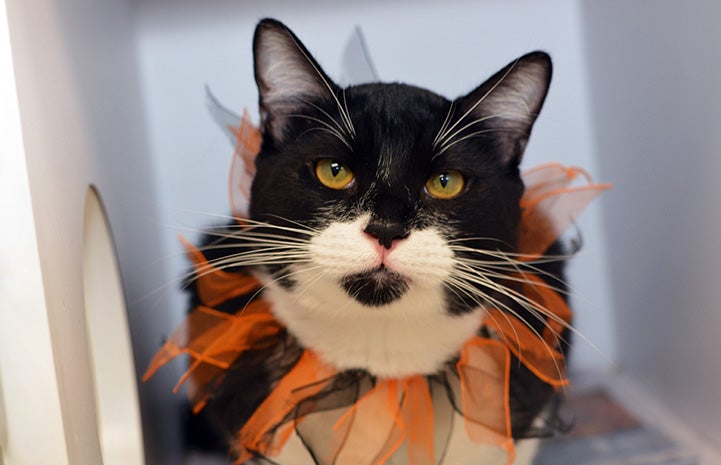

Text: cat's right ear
xmin=452 ymin=52 xmax=552 ymax=166
xmin=253 ymin=19 xmax=338 ymax=141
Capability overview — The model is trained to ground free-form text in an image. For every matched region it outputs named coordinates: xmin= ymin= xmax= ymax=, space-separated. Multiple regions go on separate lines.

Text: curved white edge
xmin=0 ymin=1 xmax=69 ymax=464
xmin=83 ymin=187 xmax=145 ymax=465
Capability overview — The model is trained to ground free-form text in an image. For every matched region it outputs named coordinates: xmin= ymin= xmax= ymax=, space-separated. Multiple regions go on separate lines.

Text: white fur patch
xmin=261 ymin=215 xmax=484 ymax=378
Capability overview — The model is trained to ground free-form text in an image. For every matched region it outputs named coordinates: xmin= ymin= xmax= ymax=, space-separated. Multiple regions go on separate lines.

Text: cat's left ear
xmin=253 ymin=19 xmax=340 ymax=141
xmin=454 ymin=52 xmax=552 ymax=166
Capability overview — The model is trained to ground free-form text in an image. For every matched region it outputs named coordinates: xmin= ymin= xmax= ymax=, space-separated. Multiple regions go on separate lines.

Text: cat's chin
xmin=340 ymin=266 xmax=410 ymax=307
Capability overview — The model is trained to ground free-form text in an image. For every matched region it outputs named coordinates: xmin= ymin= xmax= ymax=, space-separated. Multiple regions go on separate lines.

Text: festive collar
xmin=144 ymin=112 xmax=610 ymax=465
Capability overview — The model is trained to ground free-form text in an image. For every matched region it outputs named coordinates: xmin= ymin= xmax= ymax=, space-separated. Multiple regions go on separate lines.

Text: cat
xmin=187 ymin=18 xmax=570 ymax=465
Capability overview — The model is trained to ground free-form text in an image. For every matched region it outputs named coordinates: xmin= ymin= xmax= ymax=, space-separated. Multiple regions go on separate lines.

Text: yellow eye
xmin=425 ymin=171 xmax=465 ymax=199
xmin=314 ymin=159 xmax=355 ymax=190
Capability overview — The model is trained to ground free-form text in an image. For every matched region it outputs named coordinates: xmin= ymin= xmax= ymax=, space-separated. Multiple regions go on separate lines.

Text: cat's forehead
xmin=339 ymin=83 xmax=451 ymax=172
xmin=345 ymin=83 xmax=449 ymax=123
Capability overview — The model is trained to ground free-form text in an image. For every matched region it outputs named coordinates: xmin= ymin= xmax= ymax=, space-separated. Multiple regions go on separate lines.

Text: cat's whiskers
xmin=453 ymin=262 xmax=563 ymax=337
xmin=436 ymin=128 xmax=520 ymax=156
xmin=196 ymin=238 xmax=309 ymax=259
xmin=449 ymin=249 xmax=573 ymax=292
xmin=341 ymin=88 xmax=355 ymax=137
xmin=192 ymin=234 xmax=313 ymax=275
xmin=435 ymin=114 xmax=499 ymax=151
xmin=235 ymin=264 xmax=328 ymax=318
xmin=203 ymin=238 xmax=310 ymax=261
xmin=154 ymin=216 xmax=322 ymax=299
xmin=286 ymin=31 xmax=356 ymax=139
xmin=140 ymin=219 xmax=313 ymax=283
xmin=186 ymin=253 xmax=311 ymax=285
xmin=447 ymin=270 xmax=566 ymax=381
xmin=292 ymin=266 xmax=332 ymax=304
xmin=448 ymin=242 xmax=575 ymax=264
xmin=163 ymin=208 xmax=322 ymax=238
xmin=432 ymin=100 xmax=456 ymax=147
xmin=449 ymin=246 xmax=581 ymax=303
xmin=501 ymin=257 xmax=597 ymax=351
xmin=261 ymin=215 xmax=324 ymax=235
xmin=433 ymin=60 xmax=519 ymax=149
xmin=197 ymin=244 xmax=306 ymax=259
xmin=460 ymin=275 xmax=567 ymax=382
xmin=203 ymin=253 xmax=312 ymax=270
xmin=444 ymin=241 xmax=587 ymax=367
xmin=200 ymin=222 xmax=319 ymax=244
xmin=160 ymin=207 xmax=242 ymax=223
xmin=443 ymin=274 xmax=525 ymax=356
xmin=452 ymin=256 xmax=568 ymax=330
xmin=461 ymin=265 xmax=571 ymax=299
xmin=138 ymin=244 xmax=312 ymax=305
xmin=200 ymin=233 xmax=310 ymax=247
xmin=291 ymin=114 xmax=352 ymax=149
xmin=165 ymin=213 xmax=582 ymax=380
xmin=284 ymin=264 xmax=377 ymax=321
xmin=298 ymin=96 xmax=351 ymax=140
xmin=449 ymin=251 xmax=604 ymax=361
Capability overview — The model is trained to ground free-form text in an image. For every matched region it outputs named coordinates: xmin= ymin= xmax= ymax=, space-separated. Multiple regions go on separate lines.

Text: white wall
xmin=135 ymin=0 xmax=615 ymax=372
xmin=1 ymin=2 xmax=67 ymax=463
xmin=581 ymin=0 xmax=721 ymax=446
xmin=5 ymin=0 xmax=180 ymax=462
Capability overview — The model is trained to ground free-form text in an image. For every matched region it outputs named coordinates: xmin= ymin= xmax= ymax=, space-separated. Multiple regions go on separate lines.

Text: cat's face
xmin=246 ymin=19 xmax=551 ymax=376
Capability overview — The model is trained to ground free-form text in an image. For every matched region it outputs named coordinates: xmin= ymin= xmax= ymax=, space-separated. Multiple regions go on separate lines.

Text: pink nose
xmin=363 ymin=222 xmax=409 ymax=249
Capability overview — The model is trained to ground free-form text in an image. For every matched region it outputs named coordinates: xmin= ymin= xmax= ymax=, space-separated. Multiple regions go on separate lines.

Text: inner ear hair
xmin=253 ymin=19 xmax=339 ymax=141
xmin=453 ymin=51 xmax=552 ymax=165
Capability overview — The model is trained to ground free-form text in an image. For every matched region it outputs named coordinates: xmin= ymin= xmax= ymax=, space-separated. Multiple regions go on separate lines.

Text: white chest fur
xmin=265 ymin=281 xmax=483 ymax=378
xmin=252 ymin=216 xmax=542 ymax=464
xmin=259 ymin=215 xmax=484 ymax=378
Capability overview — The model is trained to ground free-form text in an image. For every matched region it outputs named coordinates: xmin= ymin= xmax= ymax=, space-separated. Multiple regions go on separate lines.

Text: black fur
xmin=341 ymin=268 xmax=410 ymax=306
xmin=250 ymin=19 xmax=551 ymax=309
xmin=187 ymin=17 xmax=567 ymax=460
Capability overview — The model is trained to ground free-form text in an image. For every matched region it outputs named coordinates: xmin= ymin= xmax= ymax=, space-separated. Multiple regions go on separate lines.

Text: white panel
xmin=5 ymin=0 xmax=181 ymax=462
xmin=0 ymin=2 xmax=68 ymax=463
xmin=83 ymin=187 xmax=145 ymax=465
xmin=581 ymin=0 xmax=721 ymax=447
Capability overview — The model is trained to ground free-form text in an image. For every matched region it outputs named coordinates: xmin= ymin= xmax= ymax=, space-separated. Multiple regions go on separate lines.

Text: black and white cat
xmin=193 ymin=18 xmax=568 ymax=465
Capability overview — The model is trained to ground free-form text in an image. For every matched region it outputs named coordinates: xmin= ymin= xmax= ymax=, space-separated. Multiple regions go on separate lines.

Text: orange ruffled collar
xmin=143 ymin=113 xmax=610 ymax=465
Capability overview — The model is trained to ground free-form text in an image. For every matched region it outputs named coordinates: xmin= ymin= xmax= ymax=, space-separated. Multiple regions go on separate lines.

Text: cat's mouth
xmin=340 ymin=266 xmax=410 ymax=307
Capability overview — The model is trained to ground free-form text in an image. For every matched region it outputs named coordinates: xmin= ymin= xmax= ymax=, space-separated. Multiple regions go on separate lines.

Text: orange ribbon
xmin=142 ymin=237 xmax=280 ymax=413
xmin=234 ymin=350 xmax=338 ymax=462
xmin=324 ymin=376 xmax=435 ymax=465
xmin=518 ymin=163 xmax=612 ymax=260
xmin=144 ymin=112 xmax=610 ymax=464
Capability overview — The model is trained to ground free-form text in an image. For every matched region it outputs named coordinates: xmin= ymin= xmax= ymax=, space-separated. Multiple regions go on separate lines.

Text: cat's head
xmin=246 ymin=19 xmax=551 ymax=376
